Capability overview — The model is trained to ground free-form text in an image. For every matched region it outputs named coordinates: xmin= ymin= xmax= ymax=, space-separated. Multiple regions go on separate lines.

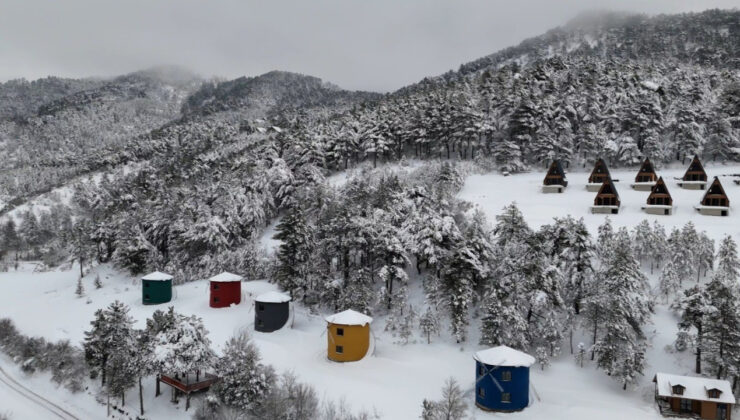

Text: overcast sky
xmin=1 ymin=1 xmax=738 ymax=92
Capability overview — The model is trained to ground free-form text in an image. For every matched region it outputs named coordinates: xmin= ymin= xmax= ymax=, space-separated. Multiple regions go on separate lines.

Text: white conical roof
xmin=325 ymin=309 xmax=373 ymax=326
xmin=473 ymin=345 xmax=535 ymax=367
xmin=142 ymin=271 xmax=173 ymax=281
xmin=255 ymin=291 xmax=291 ymax=303
xmin=209 ymin=272 xmax=243 ymax=282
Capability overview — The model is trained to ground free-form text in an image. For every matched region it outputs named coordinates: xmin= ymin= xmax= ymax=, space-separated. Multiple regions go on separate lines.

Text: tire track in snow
xmin=0 ymin=365 xmax=80 ymax=420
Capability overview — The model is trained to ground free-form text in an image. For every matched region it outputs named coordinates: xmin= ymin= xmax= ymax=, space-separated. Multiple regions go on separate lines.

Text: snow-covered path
xmin=0 ymin=364 xmax=80 ymax=420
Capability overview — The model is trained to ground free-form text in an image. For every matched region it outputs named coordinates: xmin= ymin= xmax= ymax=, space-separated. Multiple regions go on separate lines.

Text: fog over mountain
xmin=1 ymin=0 xmax=738 ymax=91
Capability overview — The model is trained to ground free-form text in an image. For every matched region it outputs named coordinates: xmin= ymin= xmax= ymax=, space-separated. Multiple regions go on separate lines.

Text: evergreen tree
xmin=591 ymin=229 xmax=651 ymax=389
xmin=659 ymin=259 xmax=681 ymax=303
xmin=672 ymin=285 xmax=712 ymax=374
xmin=419 ymin=305 xmax=441 ymax=344
xmin=214 ymin=333 xmax=275 ymax=412
xmin=272 ymin=206 xmax=313 ymax=300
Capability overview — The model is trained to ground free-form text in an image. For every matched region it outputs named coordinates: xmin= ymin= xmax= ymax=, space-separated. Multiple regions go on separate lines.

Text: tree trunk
xmin=156 ymin=375 xmax=160 ymax=397
xmin=121 ymin=390 xmax=125 ymax=406
xmin=139 ymin=377 xmax=145 ymax=415
xmin=696 ymin=325 xmax=702 ymax=374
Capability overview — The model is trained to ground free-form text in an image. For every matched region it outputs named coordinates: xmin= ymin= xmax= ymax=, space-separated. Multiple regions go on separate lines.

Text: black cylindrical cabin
xmin=254 ymin=292 xmax=291 ymax=332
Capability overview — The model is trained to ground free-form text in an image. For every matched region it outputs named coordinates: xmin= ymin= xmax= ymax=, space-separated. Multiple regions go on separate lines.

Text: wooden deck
xmin=156 ymin=372 xmax=219 ymax=411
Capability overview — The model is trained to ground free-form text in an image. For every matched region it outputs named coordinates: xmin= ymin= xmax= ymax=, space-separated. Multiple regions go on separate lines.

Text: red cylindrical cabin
xmin=209 ymin=272 xmax=243 ymax=308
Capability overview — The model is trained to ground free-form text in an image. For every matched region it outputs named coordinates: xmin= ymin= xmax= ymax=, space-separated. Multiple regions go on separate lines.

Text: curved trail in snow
xmin=0 ymin=365 xmax=80 ymax=420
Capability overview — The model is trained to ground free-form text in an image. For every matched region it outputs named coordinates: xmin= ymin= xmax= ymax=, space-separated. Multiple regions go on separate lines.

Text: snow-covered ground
xmin=2 ymin=163 xmax=739 ymax=419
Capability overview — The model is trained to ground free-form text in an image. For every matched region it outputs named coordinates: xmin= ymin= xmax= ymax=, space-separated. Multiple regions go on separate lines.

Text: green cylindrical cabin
xmin=142 ymin=271 xmax=173 ymax=305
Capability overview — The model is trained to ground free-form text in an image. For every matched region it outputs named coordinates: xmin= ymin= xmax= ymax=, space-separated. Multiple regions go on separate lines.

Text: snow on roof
xmin=654 ymin=373 xmax=735 ymax=404
xmin=142 ymin=271 xmax=173 ymax=281
xmin=473 ymin=346 xmax=536 ymax=367
xmin=325 ymin=309 xmax=373 ymax=326
xmin=209 ymin=272 xmax=243 ymax=282
xmin=255 ymin=291 xmax=291 ymax=303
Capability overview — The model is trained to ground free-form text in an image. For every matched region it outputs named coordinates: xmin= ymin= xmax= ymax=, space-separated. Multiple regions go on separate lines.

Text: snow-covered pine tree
xmin=702 ymin=270 xmax=740 ymax=380
xmin=650 ymin=220 xmax=668 ymax=274
xmin=83 ymin=301 xmax=135 ymax=387
xmin=672 ymin=285 xmax=712 ymax=374
xmin=213 ymin=333 xmax=275 ymax=412
xmin=596 ymin=217 xmax=614 ymax=263
xmin=591 ymin=228 xmax=652 ymax=389
xmin=493 ymin=203 xmax=531 ymax=248
xmin=153 ymin=312 xmax=214 ymax=381
xmin=697 ymin=233 xmax=715 ymax=281
xmin=272 ymin=205 xmax=313 ymax=300
xmin=659 ymin=258 xmax=681 ymax=303
xmin=75 ymin=277 xmax=85 ymax=297
xmin=419 ymin=305 xmax=441 ymax=344
xmin=632 ymin=220 xmax=652 ymax=265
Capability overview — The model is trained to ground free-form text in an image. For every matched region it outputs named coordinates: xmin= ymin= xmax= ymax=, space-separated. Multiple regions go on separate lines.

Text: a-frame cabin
xmin=631 ymin=158 xmax=658 ymax=191
xmin=696 ymin=177 xmax=730 ymax=216
xmin=542 ymin=161 xmax=568 ymax=193
xmin=643 ymin=177 xmax=673 ymax=215
xmin=677 ymin=155 xmax=708 ymax=190
xmin=586 ymin=158 xmax=612 ymax=192
xmin=591 ymin=178 xmax=620 ymax=214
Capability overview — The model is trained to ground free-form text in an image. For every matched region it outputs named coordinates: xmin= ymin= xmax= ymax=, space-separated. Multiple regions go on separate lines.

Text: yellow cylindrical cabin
xmin=325 ymin=309 xmax=373 ymax=362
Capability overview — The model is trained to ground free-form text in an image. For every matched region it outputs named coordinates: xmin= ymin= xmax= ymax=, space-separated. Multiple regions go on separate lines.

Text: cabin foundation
xmin=643 ymin=205 xmax=673 ymax=216
xmin=591 ymin=205 xmax=619 ymax=214
xmin=631 ymin=182 xmax=656 ymax=191
xmin=695 ymin=206 xmax=729 ymax=217
xmin=586 ymin=183 xmax=603 ymax=192
xmin=542 ymin=185 xmax=565 ymax=193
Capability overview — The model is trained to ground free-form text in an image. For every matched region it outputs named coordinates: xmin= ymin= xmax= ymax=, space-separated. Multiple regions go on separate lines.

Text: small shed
xmin=653 ymin=372 xmax=734 ymax=419
xmin=325 ymin=309 xmax=373 ymax=362
xmin=209 ymin=272 xmax=242 ymax=308
xmin=643 ymin=177 xmax=674 ymax=215
xmin=591 ymin=178 xmax=620 ymax=214
xmin=632 ymin=157 xmax=658 ymax=191
xmin=696 ymin=177 xmax=730 ymax=217
xmin=142 ymin=271 xmax=173 ymax=305
xmin=678 ymin=155 xmax=708 ymax=190
xmin=586 ymin=158 xmax=612 ymax=192
xmin=474 ymin=346 xmax=535 ymax=412
xmin=542 ymin=161 xmax=568 ymax=193
xmin=254 ymin=291 xmax=291 ymax=332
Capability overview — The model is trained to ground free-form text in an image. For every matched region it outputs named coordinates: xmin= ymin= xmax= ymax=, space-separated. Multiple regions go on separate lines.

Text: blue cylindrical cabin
xmin=254 ymin=291 xmax=291 ymax=332
xmin=474 ymin=346 xmax=535 ymax=412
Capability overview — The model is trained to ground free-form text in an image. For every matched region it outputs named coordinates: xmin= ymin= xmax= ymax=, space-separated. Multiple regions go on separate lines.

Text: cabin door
xmin=716 ymin=403 xmax=727 ymax=420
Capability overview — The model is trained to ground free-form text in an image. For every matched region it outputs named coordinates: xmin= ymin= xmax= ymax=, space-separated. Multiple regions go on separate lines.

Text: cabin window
xmin=337 ymin=328 xmax=344 ymax=336
xmin=672 ymin=385 xmax=684 ymax=395
xmin=501 ymin=393 xmax=511 ymax=403
xmin=478 ymin=365 xmax=484 ymax=376
xmin=501 ymin=370 xmax=512 ymax=382
xmin=213 ymin=284 xmax=219 ymax=290
xmin=478 ymin=387 xmax=485 ymax=397
xmin=144 ymin=283 xmax=149 ymax=288
xmin=145 ymin=294 xmax=150 ymax=299
xmin=708 ymin=389 xmax=721 ymax=399
xmin=258 ymin=304 xmax=265 ymax=311
xmin=258 ymin=320 xmax=264 ymax=327
xmin=214 ymin=297 xmax=220 ymax=303
xmin=335 ymin=345 xmax=343 ymax=354
xmin=679 ymin=398 xmax=691 ymax=412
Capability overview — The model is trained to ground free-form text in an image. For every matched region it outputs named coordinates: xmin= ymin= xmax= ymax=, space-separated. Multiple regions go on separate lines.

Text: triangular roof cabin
xmin=588 ymin=158 xmax=611 ymax=184
xmin=647 ymin=177 xmax=673 ymax=206
xmin=635 ymin=158 xmax=657 ymax=183
xmin=701 ymin=177 xmax=729 ymax=207
xmin=594 ymin=178 xmax=620 ymax=207
xmin=543 ymin=160 xmax=567 ymax=187
xmin=682 ymin=155 xmax=707 ymax=182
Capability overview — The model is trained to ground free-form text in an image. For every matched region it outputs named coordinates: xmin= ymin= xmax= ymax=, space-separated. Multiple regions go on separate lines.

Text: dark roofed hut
xmin=591 ymin=178 xmax=620 ymax=214
xmin=631 ymin=158 xmax=658 ymax=191
xmin=678 ymin=155 xmax=708 ymax=190
xmin=643 ymin=177 xmax=673 ymax=215
xmin=696 ymin=177 xmax=730 ymax=217
xmin=542 ymin=161 xmax=568 ymax=193
xmin=254 ymin=291 xmax=291 ymax=332
xmin=586 ymin=158 xmax=612 ymax=192
xmin=142 ymin=271 xmax=173 ymax=305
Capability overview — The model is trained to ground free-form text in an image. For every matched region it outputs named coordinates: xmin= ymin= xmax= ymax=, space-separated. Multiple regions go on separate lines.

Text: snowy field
xmin=2 ymin=163 xmax=739 ymax=419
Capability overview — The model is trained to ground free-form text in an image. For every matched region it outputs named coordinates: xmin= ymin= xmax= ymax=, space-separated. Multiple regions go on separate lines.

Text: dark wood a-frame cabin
xmin=678 ymin=155 xmax=708 ymax=190
xmin=632 ymin=158 xmax=658 ymax=191
xmin=696 ymin=177 xmax=730 ymax=216
xmin=591 ymin=178 xmax=620 ymax=214
xmin=586 ymin=158 xmax=612 ymax=191
xmin=542 ymin=161 xmax=568 ymax=193
xmin=643 ymin=177 xmax=673 ymax=215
